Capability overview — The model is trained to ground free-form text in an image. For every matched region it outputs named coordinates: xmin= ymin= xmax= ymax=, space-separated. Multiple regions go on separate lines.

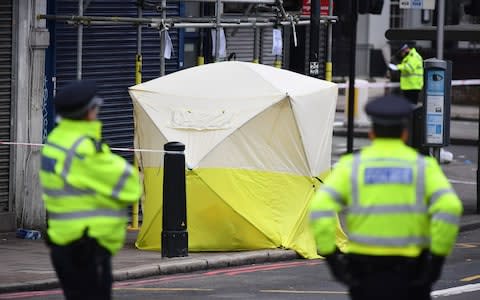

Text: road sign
xmin=399 ymin=0 xmax=435 ymax=10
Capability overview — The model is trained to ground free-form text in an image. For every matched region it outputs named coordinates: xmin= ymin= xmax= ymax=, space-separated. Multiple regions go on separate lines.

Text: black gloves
xmin=323 ymin=248 xmax=358 ymax=287
xmin=427 ymin=253 xmax=445 ymax=284
xmin=412 ymin=251 xmax=446 ymax=287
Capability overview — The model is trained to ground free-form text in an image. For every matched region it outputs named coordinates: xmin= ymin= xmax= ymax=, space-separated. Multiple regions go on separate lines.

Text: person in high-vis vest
xmin=309 ymin=95 xmax=463 ymax=300
xmin=396 ymin=44 xmax=424 ymax=105
xmin=40 ymin=80 xmax=142 ymax=300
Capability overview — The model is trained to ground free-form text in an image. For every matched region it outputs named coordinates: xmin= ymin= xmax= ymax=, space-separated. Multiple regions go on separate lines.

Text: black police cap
xmin=365 ymin=95 xmax=414 ymax=125
xmin=54 ymin=80 xmax=102 ymax=119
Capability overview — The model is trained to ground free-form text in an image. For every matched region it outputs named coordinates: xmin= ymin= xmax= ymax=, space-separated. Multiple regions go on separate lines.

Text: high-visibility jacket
xmin=40 ymin=119 xmax=142 ymax=255
xmin=397 ymin=48 xmax=424 ymax=91
xmin=310 ymin=138 xmax=462 ymax=258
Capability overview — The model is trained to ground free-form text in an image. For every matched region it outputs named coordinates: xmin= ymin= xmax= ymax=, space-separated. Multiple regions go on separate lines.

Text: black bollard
xmin=161 ymin=142 xmax=188 ymax=257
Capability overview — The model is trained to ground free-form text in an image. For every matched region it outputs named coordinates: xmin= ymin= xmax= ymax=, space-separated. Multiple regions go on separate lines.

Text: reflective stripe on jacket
xmin=309 ymin=139 xmax=462 ymax=257
xmin=40 ymin=119 xmax=142 ymax=254
xmin=397 ymin=48 xmax=424 ymax=91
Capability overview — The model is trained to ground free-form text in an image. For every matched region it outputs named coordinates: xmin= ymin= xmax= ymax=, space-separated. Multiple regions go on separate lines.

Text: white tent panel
xmin=199 ymin=98 xmax=311 ymax=176
xmin=130 ymin=91 xmax=286 ymax=168
xmin=290 ymin=87 xmax=338 ymax=176
xmin=133 ymin=100 xmax=168 ymax=167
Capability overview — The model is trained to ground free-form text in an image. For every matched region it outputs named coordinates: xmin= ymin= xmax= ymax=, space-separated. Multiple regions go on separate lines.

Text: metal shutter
xmin=225 ymin=26 xmax=280 ymax=66
xmin=0 ymin=0 xmax=12 ymax=212
xmin=54 ymin=0 xmax=180 ymax=161
xmin=260 ymin=27 xmax=278 ymax=66
xmin=225 ymin=27 xmax=256 ymax=62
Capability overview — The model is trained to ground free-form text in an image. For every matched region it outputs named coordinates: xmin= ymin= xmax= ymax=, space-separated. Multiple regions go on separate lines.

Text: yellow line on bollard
xmin=274 ymin=59 xmax=282 ymax=69
xmin=325 ymin=62 xmax=332 ymax=82
xmin=135 ymin=54 xmax=142 ymax=85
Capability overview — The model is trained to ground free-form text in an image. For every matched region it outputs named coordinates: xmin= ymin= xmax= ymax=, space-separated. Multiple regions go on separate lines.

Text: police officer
xmin=40 ymin=80 xmax=142 ymax=300
xmin=309 ymin=95 xmax=463 ymax=300
xmin=393 ymin=44 xmax=424 ymax=104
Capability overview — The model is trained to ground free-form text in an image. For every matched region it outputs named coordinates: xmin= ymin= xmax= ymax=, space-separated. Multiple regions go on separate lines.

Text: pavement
xmin=0 ymin=102 xmax=478 ymax=294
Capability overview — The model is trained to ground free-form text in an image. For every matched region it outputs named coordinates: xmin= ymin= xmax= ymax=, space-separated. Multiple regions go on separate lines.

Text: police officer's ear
xmin=85 ymin=105 xmax=100 ymax=121
xmin=401 ymin=127 xmax=409 ymax=143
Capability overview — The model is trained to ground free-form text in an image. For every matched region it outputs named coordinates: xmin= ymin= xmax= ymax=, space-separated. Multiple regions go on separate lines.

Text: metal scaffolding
xmin=38 ymin=0 xmax=337 ymax=77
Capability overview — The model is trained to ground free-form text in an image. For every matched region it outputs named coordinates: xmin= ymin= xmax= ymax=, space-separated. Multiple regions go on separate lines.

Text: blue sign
xmin=425 ymin=68 xmax=446 ymax=144
xmin=411 ymin=0 xmax=423 ymax=8
xmin=364 ymin=167 xmax=413 ymax=184
xmin=426 ymin=70 xmax=445 ymax=96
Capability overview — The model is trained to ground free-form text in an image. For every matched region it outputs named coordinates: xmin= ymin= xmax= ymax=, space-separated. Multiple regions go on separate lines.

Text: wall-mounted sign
xmin=400 ymin=0 xmax=435 ymax=10
xmin=302 ymin=0 xmax=331 ymax=16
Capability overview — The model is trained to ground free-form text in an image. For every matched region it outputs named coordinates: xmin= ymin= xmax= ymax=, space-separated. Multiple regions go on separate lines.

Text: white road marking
xmin=431 ymin=283 xmax=480 ymax=297
xmin=449 ymin=179 xmax=476 ymax=185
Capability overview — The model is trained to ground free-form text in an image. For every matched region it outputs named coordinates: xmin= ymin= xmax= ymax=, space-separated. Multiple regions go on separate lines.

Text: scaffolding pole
xmin=215 ymin=0 xmax=223 ymax=61
xmin=130 ymin=3 xmax=143 ymax=232
xmin=38 ymin=14 xmax=337 ymax=27
xmin=253 ymin=24 xmax=260 ymax=63
xmin=325 ymin=0 xmax=333 ymax=81
xmin=77 ymin=0 xmax=83 ymax=80
xmin=136 ymin=5 xmax=143 ymax=85
xmin=160 ymin=0 xmax=167 ymax=76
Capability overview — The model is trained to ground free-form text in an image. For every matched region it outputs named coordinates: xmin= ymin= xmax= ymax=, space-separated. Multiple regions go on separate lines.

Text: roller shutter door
xmin=225 ymin=27 xmax=280 ymax=65
xmin=0 ymin=0 xmax=12 ymax=212
xmin=224 ymin=24 xmax=326 ymax=73
xmin=54 ymin=0 xmax=180 ymax=161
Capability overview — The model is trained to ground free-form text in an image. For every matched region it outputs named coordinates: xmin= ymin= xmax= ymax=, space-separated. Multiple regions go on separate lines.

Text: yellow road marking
xmin=461 ymin=275 xmax=480 ymax=282
xmin=456 ymin=243 xmax=479 ymax=249
xmin=114 ymin=287 xmax=213 ymax=292
xmin=260 ymin=289 xmax=348 ymax=294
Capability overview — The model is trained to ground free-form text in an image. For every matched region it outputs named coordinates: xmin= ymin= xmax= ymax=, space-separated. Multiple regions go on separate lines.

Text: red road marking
xmin=0 ymin=260 xmax=321 ymax=299
xmin=0 ymin=290 xmax=63 ymax=299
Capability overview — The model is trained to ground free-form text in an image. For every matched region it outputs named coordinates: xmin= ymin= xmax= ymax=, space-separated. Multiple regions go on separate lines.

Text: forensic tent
xmin=129 ymin=61 xmax=342 ymax=259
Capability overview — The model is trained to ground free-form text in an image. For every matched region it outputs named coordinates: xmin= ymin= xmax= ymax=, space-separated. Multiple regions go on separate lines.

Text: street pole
xmin=347 ymin=0 xmax=358 ymax=153
xmin=308 ymin=0 xmax=320 ymax=77
xmin=432 ymin=0 xmax=445 ymax=161
xmin=436 ymin=0 xmax=444 ymax=60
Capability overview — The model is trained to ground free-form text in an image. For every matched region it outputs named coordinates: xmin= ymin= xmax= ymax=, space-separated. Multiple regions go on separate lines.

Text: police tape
xmin=0 ymin=141 xmax=183 ymax=154
xmin=336 ymin=79 xmax=480 ymax=89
